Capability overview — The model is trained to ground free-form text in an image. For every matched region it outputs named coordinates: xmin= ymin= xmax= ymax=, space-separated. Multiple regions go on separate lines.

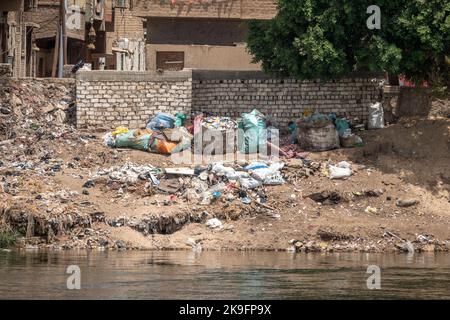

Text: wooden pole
xmin=51 ymin=28 xmax=60 ymax=78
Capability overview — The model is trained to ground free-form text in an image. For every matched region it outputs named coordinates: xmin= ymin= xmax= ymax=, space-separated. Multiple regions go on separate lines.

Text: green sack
xmin=115 ymin=130 xmax=151 ymax=151
xmin=240 ymin=109 xmax=267 ymax=154
xmin=335 ymin=118 xmax=350 ymax=136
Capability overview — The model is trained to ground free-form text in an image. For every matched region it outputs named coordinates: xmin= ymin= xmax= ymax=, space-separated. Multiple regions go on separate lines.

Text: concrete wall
xmin=191 ymin=71 xmax=382 ymax=129
xmin=75 ymin=70 xmax=192 ymax=129
xmin=146 ymin=44 xmax=260 ymax=71
xmin=132 ymin=0 xmax=277 ymax=20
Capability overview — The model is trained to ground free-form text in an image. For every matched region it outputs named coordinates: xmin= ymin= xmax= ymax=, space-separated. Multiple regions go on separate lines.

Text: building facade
xmin=1 ymin=0 xmax=39 ymax=77
xmin=132 ymin=0 xmax=277 ymax=71
xmin=28 ymin=0 xmax=146 ymax=77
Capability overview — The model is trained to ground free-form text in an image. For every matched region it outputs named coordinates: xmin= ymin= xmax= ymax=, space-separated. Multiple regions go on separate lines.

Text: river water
xmin=0 ymin=250 xmax=449 ymax=299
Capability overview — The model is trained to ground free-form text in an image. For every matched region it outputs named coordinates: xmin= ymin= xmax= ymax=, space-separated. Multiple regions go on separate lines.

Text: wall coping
xmin=76 ymin=70 xmax=193 ymax=82
xmin=191 ymin=69 xmax=383 ymax=81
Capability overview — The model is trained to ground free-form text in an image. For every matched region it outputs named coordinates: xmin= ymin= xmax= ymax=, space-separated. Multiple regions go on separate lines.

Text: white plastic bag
xmin=239 ymin=177 xmax=263 ymax=189
xmin=251 ymin=168 xmax=277 ymax=181
xmin=211 ymin=163 xmax=237 ymax=179
xmin=263 ymin=171 xmax=285 ymax=185
xmin=368 ymin=102 xmax=384 ymax=129
xmin=329 ymin=162 xmax=352 ymax=179
xmin=206 ymin=218 xmax=223 ymax=229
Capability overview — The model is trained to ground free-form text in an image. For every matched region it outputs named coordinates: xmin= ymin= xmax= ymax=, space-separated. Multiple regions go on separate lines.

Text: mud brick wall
xmin=192 ymin=71 xmax=382 ymax=129
xmin=76 ymin=70 xmax=192 ymax=129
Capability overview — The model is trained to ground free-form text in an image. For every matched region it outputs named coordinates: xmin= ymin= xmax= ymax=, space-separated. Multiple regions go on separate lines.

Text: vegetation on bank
xmin=0 ymin=226 xmax=18 ymax=249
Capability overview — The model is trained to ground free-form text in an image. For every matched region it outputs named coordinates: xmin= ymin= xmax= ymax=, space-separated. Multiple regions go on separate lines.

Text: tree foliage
xmin=247 ymin=0 xmax=449 ymax=88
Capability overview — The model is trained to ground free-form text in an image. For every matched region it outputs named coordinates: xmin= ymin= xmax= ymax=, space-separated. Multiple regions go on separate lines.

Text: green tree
xmin=247 ymin=0 xmax=449 ymax=88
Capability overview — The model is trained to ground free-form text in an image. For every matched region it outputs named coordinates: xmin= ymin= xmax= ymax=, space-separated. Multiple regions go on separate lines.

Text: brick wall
xmin=76 ymin=70 xmax=192 ymax=129
xmin=133 ymin=0 xmax=277 ymax=19
xmin=75 ymin=69 xmax=382 ymax=130
xmin=191 ymin=71 xmax=382 ymax=129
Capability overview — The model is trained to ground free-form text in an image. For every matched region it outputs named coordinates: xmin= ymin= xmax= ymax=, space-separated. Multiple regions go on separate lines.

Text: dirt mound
xmin=344 ymin=119 xmax=450 ymax=196
xmin=361 ymin=119 xmax=449 ymax=159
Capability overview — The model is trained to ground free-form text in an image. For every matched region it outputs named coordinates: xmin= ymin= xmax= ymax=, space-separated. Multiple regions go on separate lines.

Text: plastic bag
xmin=212 ymin=163 xmax=236 ymax=177
xmin=103 ymin=132 xmax=116 ymax=147
xmin=206 ymin=218 xmax=222 ymax=229
xmin=146 ymin=113 xmax=176 ymax=131
xmin=335 ymin=118 xmax=350 ymax=136
xmin=244 ymin=162 xmax=269 ymax=171
xmin=112 ymin=127 xmax=129 ymax=136
xmin=239 ymin=177 xmax=263 ymax=189
xmin=269 ymin=162 xmax=285 ymax=171
xmin=368 ymin=102 xmax=384 ymax=129
xmin=251 ymin=168 xmax=277 ymax=181
xmin=263 ymin=171 xmax=285 ymax=185
xmin=329 ymin=162 xmax=352 ymax=179
xmin=175 ymin=113 xmax=187 ymax=127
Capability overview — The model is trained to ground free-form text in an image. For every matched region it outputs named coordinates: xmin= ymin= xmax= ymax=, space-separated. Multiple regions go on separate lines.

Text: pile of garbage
xmin=87 ymin=160 xmax=287 ymax=207
xmin=201 ymin=116 xmax=238 ymax=131
xmin=104 ymin=109 xmax=275 ymax=156
xmin=0 ymin=80 xmax=75 ymax=141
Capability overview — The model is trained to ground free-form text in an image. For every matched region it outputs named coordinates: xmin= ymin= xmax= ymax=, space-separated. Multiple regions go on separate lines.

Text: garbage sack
xmin=240 ymin=109 xmax=267 ymax=154
xmin=161 ymin=127 xmax=193 ymax=154
xmin=146 ymin=113 xmax=176 ymax=131
xmin=211 ymin=163 xmax=249 ymax=180
xmin=239 ymin=177 xmax=263 ymax=189
xmin=368 ymin=102 xmax=384 ymax=129
xmin=298 ymin=122 xmax=339 ymax=151
xmin=250 ymin=168 xmax=276 ymax=181
xmin=329 ymin=162 xmax=352 ymax=179
xmin=269 ymin=162 xmax=285 ymax=171
xmin=212 ymin=163 xmax=236 ymax=178
xmin=115 ymin=129 xmax=153 ymax=151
